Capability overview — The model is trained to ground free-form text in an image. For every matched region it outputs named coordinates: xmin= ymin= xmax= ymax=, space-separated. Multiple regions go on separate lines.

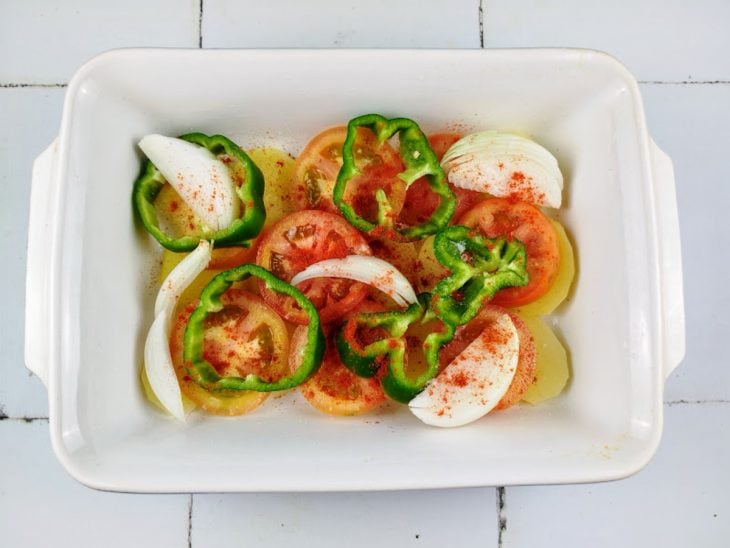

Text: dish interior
xmin=52 ymin=49 xmax=661 ymax=490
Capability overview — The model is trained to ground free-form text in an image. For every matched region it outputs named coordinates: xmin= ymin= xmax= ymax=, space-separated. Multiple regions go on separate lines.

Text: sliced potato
xmin=519 ymin=315 xmax=570 ymax=404
xmin=247 ymin=147 xmax=297 ymax=228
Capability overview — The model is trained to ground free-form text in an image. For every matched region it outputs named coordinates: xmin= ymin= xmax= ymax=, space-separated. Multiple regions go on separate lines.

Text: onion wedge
xmin=441 ymin=131 xmax=563 ymax=209
xmin=290 ymin=255 xmax=418 ymax=308
xmin=139 ymin=134 xmax=240 ymax=231
xmin=409 ymin=312 xmax=519 ymax=427
xmin=144 ymin=241 xmax=212 ymax=420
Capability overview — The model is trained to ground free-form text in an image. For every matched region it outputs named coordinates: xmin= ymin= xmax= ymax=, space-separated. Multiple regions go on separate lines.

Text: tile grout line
xmin=188 ymin=494 xmax=194 ymax=548
xmin=0 ymin=83 xmax=67 ymax=88
xmin=0 ymin=416 xmax=49 ymax=423
xmin=665 ymin=399 xmax=729 ymax=406
xmin=497 ymin=487 xmax=506 ymax=547
xmin=639 ymin=80 xmax=730 ymax=85
xmin=197 ymin=0 xmax=203 ymax=47
xmin=1 ymin=81 xmax=728 ymax=89
xmin=478 ymin=0 xmax=485 ymax=48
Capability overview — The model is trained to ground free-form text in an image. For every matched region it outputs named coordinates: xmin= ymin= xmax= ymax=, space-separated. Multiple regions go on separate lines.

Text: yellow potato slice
xmin=247 ymin=148 xmax=297 ymax=228
xmin=518 ymin=315 xmax=570 ymax=404
xmin=154 ymin=183 xmax=204 ymax=238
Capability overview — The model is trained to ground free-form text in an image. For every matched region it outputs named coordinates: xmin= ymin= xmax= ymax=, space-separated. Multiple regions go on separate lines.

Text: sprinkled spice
xmin=502 ymin=170 xmax=546 ymax=205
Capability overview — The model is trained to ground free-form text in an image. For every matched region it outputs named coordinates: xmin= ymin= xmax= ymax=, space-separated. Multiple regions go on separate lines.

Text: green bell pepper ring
xmin=381 ymin=319 xmax=455 ymax=404
xmin=333 ymin=114 xmax=456 ymax=241
xmin=335 ymin=296 xmax=455 ymax=403
xmin=429 ymin=225 xmax=529 ymax=327
xmin=183 ymin=264 xmax=325 ymax=392
xmin=133 ymin=132 xmax=266 ymax=252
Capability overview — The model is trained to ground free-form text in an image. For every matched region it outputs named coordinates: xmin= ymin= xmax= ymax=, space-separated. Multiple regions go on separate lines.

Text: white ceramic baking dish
xmin=25 ymin=48 xmax=684 ymax=492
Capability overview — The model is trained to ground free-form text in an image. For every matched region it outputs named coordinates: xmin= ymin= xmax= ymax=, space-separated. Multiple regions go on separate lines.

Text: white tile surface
xmin=502 ymin=402 xmax=730 ymax=547
xmin=0 ymin=0 xmax=200 ymax=84
xmin=192 ymin=488 xmax=498 ymax=548
xmin=203 ymin=0 xmax=480 ymax=48
xmin=640 ymin=83 xmax=730 ymax=402
xmin=0 ymin=88 xmax=66 ymax=418
xmin=0 ymin=420 xmax=189 ymax=547
xmin=483 ymin=0 xmax=730 ymax=82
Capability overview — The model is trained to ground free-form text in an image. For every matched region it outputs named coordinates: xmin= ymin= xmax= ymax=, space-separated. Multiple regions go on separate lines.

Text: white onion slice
xmin=144 ymin=241 xmax=212 ymax=420
xmin=290 ymin=255 xmax=418 ymax=307
xmin=139 ymin=134 xmax=240 ymax=231
xmin=409 ymin=312 xmax=519 ymax=427
xmin=154 ymin=240 xmax=212 ymax=320
xmin=441 ymin=131 xmax=563 ymax=209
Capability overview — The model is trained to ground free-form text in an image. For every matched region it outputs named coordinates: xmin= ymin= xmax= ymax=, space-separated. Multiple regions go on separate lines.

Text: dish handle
xmin=649 ymin=139 xmax=685 ymax=380
xmin=25 ymin=139 xmax=59 ymax=389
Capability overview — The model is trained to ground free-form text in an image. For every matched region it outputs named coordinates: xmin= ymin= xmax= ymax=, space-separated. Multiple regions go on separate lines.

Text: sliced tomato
xmin=398 ymin=133 xmax=485 ymax=227
xmin=428 ymin=132 xmax=462 ymax=159
xmin=457 ymin=198 xmax=560 ymax=307
xmin=255 ymin=210 xmax=371 ymax=324
xmin=292 ymin=126 xmax=406 ymax=222
xmin=290 ymin=325 xmax=386 ymax=416
xmin=438 ymin=305 xmax=536 ymax=411
xmin=169 ymin=290 xmax=290 ymax=416
xmin=401 ymin=182 xmax=484 ymax=226
xmin=451 ymin=186 xmax=487 ymax=221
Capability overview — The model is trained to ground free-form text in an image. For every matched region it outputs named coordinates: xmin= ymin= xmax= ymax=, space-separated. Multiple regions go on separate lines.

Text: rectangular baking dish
xmin=25 ymin=48 xmax=685 ymax=492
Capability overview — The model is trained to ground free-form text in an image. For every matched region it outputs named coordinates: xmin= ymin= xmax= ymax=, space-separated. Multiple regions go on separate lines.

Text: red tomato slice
xmin=438 ymin=305 xmax=536 ymax=411
xmin=457 ymin=198 xmax=560 ymax=307
xmin=451 ymin=186 xmax=487 ymax=221
xmin=292 ymin=126 xmax=406 ymax=223
xmin=169 ymin=290 xmax=290 ymax=416
xmin=428 ymin=132 xmax=461 ymax=159
xmin=398 ymin=133 xmax=485 ymax=227
xmin=255 ymin=210 xmax=371 ymax=324
xmin=290 ymin=325 xmax=386 ymax=416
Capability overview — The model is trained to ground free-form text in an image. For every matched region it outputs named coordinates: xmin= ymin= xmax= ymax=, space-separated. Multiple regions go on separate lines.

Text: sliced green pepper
xmin=333 ymin=114 xmax=456 ymax=241
xmin=429 ymin=225 xmax=529 ymax=326
xmin=183 ymin=264 xmax=325 ymax=392
xmin=133 ymin=133 xmax=266 ymax=252
xmin=335 ymin=296 xmax=455 ymax=403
